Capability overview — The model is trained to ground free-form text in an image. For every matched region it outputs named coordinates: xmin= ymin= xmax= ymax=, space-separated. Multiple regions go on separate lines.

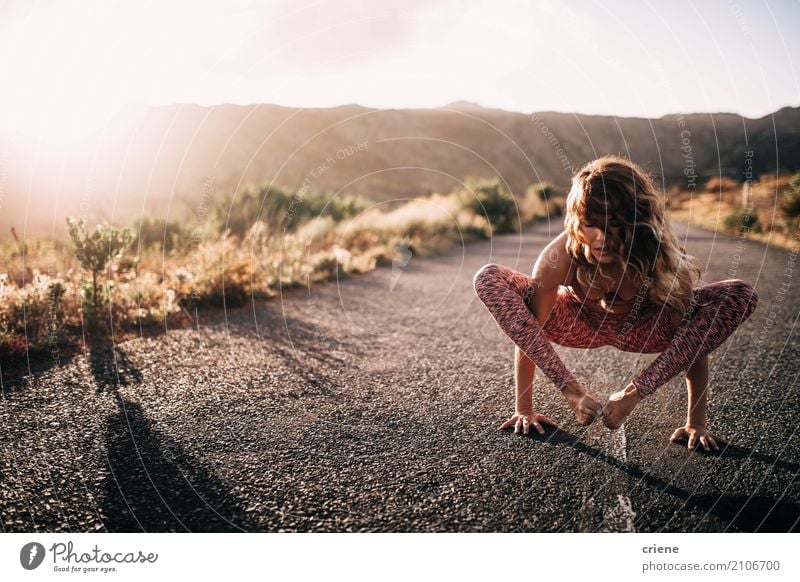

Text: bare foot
xmin=602 ymin=384 xmax=641 ymax=429
xmin=562 ymin=381 xmax=602 ymax=426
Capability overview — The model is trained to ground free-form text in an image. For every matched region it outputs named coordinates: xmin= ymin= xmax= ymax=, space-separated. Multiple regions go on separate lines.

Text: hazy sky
xmin=1 ymin=0 xmax=798 ymax=142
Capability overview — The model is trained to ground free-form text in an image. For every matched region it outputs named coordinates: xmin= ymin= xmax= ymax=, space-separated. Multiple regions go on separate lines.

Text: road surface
xmin=1 ymin=220 xmax=798 ymax=532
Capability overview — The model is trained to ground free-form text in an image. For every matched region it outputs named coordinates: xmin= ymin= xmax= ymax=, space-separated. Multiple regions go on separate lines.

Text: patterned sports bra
xmin=564 ymin=262 xmax=644 ymax=314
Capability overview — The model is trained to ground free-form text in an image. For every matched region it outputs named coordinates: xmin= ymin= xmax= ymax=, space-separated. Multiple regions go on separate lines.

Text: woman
xmin=473 ymin=155 xmax=759 ymax=450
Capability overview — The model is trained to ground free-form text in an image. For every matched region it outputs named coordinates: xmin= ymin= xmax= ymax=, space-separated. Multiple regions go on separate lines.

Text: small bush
xmin=723 ymin=208 xmax=760 ymax=233
xmin=303 ymin=192 xmax=371 ymax=225
xmin=705 ymin=176 xmax=740 ymax=193
xmin=531 ymin=182 xmax=557 ymax=202
xmin=0 ymin=271 xmax=70 ymax=355
xmin=132 ymin=217 xmax=189 ymax=253
xmin=213 ymin=185 xmax=287 ymax=238
xmin=525 ymin=182 xmax=565 ymax=220
xmin=462 ymin=178 xmax=519 ymax=234
xmin=213 ymin=184 xmax=372 ymax=239
xmin=779 ymin=172 xmax=800 ymax=231
xmin=66 ymin=217 xmax=132 ymax=314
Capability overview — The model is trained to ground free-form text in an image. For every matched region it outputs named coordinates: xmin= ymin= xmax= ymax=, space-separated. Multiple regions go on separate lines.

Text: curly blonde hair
xmin=564 ymin=155 xmax=702 ymax=317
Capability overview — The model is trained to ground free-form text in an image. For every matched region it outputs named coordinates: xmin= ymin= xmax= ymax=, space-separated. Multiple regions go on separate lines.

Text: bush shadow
xmin=91 ymin=345 xmax=263 ymax=532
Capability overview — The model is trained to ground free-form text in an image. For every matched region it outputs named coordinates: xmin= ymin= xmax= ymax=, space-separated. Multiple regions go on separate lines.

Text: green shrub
xmin=132 ymin=217 xmax=189 ymax=253
xmin=212 ymin=185 xmax=281 ymax=238
xmin=462 ymin=178 xmax=519 ymax=234
xmin=723 ymin=208 xmax=760 ymax=233
xmin=213 ymin=184 xmax=370 ymax=238
xmin=530 ymin=182 xmax=557 ymax=202
xmin=66 ymin=217 xmax=132 ymax=313
xmin=302 ymin=192 xmax=370 ymax=224
xmin=780 ymin=172 xmax=800 ymax=231
xmin=525 ymin=182 xmax=565 ymax=220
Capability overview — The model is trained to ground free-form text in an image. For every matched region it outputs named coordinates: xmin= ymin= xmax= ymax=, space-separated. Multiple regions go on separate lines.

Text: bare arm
xmin=514 ymin=348 xmax=535 ymax=414
xmin=669 ymin=354 xmax=723 ymax=450
xmin=686 ymin=354 xmax=709 ymax=428
xmin=501 ymin=232 xmax=601 ymax=430
xmin=514 ymin=288 xmax=558 ymax=414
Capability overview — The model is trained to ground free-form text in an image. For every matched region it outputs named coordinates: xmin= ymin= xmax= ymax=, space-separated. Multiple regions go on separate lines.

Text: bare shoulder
xmin=531 ymin=230 xmax=574 ymax=290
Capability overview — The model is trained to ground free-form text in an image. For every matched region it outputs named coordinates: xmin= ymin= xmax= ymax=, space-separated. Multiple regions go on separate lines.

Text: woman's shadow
xmin=91 ymin=345 xmax=262 ymax=532
xmin=523 ymin=427 xmax=800 ymax=533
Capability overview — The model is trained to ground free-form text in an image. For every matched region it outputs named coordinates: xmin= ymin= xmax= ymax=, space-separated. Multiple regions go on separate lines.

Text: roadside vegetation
xmin=5 ymin=168 xmax=797 ymax=359
xmin=0 ymin=178 xmax=564 ymax=356
xmin=666 ymin=171 xmax=800 ymax=250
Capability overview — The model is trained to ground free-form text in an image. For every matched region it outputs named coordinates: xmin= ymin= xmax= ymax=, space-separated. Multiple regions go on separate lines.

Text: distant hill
xmin=1 ymin=102 xmax=798 ymax=238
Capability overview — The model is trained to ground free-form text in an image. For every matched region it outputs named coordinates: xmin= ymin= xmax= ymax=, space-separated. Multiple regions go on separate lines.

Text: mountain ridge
xmin=1 ymin=102 xmax=798 ymax=236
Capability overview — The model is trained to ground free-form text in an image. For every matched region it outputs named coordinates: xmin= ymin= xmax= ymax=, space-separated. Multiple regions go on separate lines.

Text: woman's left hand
xmin=670 ymin=424 xmax=725 ymax=451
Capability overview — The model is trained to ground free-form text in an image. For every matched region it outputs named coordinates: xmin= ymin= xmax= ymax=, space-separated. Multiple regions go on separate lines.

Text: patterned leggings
xmin=473 ymin=263 xmax=759 ymax=398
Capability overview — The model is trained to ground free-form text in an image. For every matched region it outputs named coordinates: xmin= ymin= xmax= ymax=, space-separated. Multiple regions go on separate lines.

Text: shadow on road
xmin=674 ymin=440 xmax=800 ymax=474
xmin=90 ymin=345 xmax=142 ymax=394
xmin=522 ymin=427 xmax=799 ymax=533
xmin=223 ymin=305 xmax=363 ymax=402
xmin=91 ymin=345 xmax=262 ymax=532
xmin=0 ymin=343 xmax=83 ymax=395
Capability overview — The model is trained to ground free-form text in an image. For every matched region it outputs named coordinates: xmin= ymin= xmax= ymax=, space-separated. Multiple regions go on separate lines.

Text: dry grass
xmin=1 ymin=181 xmax=561 ymax=356
xmin=668 ymin=173 xmax=800 ymax=251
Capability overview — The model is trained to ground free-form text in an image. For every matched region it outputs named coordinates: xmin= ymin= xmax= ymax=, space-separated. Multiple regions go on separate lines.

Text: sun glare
xmin=0 ymin=0 xmax=241 ymax=155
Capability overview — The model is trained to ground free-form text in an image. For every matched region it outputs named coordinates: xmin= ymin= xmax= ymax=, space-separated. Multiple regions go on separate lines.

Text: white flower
xmin=174 ymin=268 xmax=193 ymax=281
xmin=332 ymin=245 xmax=352 ymax=264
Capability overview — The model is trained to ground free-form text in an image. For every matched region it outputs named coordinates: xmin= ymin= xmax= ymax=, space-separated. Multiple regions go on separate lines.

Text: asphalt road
xmin=1 ymin=220 xmax=798 ymax=532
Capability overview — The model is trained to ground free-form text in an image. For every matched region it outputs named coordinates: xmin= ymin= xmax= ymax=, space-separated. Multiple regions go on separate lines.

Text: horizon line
xmin=116 ymin=100 xmax=800 ymax=122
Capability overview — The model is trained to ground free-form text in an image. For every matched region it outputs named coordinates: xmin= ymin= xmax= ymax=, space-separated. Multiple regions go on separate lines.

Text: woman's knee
xmin=712 ymin=278 xmax=759 ymax=320
xmin=473 ymin=263 xmax=503 ymax=297
xmin=474 ymin=262 xmax=520 ymax=298
xmin=727 ymin=279 xmax=759 ymax=319
xmin=474 ymin=262 xmax=535 ymax=303
xmin=473 ymin=262 xmax=503 ymax=285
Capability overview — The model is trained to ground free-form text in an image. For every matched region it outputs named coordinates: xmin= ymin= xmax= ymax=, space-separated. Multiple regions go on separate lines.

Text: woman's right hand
xmin=562 ymin=381 xmax=603 ymax=426
xmin=499 ymin=411 xmax=558 ymax=435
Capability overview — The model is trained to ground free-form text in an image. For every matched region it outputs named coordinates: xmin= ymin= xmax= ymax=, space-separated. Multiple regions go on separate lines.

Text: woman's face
xmin=578 ymin=216 xmax=622 ymax=264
